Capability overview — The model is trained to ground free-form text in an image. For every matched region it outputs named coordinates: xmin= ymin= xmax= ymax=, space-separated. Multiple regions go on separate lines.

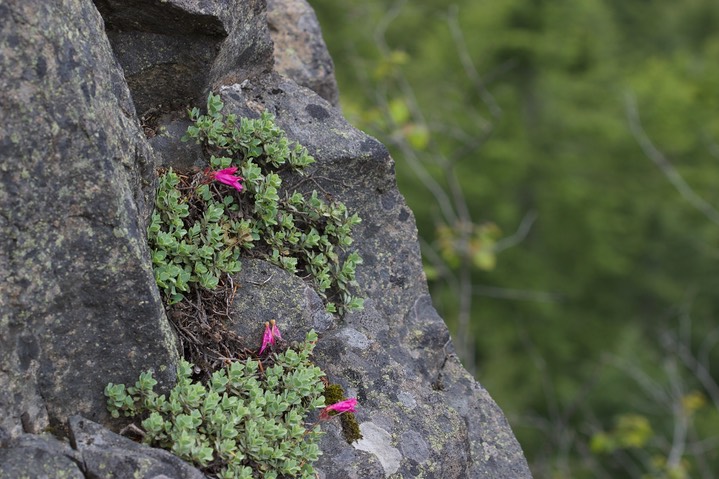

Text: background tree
xmin=310 ymin=0 xmax=719 ymax=477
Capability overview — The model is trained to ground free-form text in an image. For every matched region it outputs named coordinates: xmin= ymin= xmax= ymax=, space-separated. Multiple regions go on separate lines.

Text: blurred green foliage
xmin=310 ymin=0 xmax=719 ymax=477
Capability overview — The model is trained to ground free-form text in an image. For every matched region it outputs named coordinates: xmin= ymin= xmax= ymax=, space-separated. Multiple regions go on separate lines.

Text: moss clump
xmin=324 ymin=383 xmax=362 ymax=444
xmin=340 ymin=412 xmax=362 ymax=444
xmin=323 ymin=383 xmax=345 ymax=404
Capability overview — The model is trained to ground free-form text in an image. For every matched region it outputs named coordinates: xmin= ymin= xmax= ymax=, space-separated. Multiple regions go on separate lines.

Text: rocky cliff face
xmin=0 ymin=1 xmax=532 ymax=478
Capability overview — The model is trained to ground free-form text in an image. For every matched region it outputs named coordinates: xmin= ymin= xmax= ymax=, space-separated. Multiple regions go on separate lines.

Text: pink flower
xmin=259 ymin=320 xmax=282 ymax=354
xmin=320 ymin=397 xmax=358 ymax=420
xmin=210 ymin=167 xmax=243 ymax=192
xmin=271 ymin=320 xmax=282 ymax=341
xmin=259 ymin=322 xmax=273 ymax=354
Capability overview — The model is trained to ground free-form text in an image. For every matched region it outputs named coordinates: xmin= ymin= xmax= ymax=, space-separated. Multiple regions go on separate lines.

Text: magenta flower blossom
xmin=271 ymin=320 xmax=282 ymax=341
xmin=259 ymin=322 xmax=273 ymax=354
xmin=320 ymin=397 xmax=358 ymax=420
xmin=210 ymin=167 xmax=243 ymax=192
xmin=259 ymin=320 xmax=282 ymax=354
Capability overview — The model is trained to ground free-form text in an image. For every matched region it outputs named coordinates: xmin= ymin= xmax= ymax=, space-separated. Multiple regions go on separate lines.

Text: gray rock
xmin=230 ymin=259 xmax=334 ymax=346
xmin=0 ymin=417 xmax=209 ymax=479
xmin=206 ymin=0 xmax=275 ymax=89
xmin=1 ymin=0 xmax=532 ymax=477
xmin=147 ymin=113 xmax=206 ymax=169
xmin=0 ymin=447 xmax=85 ymax=479
xmin=106 ymin=29 xmax=220 ymax=116
xmin=0 ymin=0 xmax=178 ymax=436
xmin=0 ymin=432 xmax=84 ymax=479
xmin=98 ymin=0 xmax=275 ymax=168
xmin=94 ymin=0 xmax=230 ymax=117
xmin=96 ymin=0 xmax=274 ymax=116
xmin=267 ymin=0 xmax=340 ymax=106
xmin=216 ymin=76 xmax=532 ymax=477
xmin=69 ymin=416 xmax=206 ymax=479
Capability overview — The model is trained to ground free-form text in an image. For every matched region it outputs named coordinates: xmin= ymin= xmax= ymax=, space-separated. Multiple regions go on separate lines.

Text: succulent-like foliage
xmin=148 ymin=169 xmax=248 ymax=303
xmin=105 ymin=331 xmax=326 ymax=479
xmin=149 ymin=92 xmax=364 ymax=313
xmin=122 ymin=94 xmax=365 ymax=477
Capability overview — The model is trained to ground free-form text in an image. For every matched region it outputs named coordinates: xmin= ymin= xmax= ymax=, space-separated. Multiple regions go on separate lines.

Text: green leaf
xmin=388 ymin=97 xmax=410 ymax=125
xmin=196 ymin=184 xmax=212 ymax=202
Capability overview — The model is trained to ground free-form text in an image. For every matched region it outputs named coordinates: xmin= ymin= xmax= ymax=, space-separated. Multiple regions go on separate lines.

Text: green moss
xmin=324 ymin=383 xmax=363 ymax=444
xmin=340 ymin=412 xmax=362 ymax=444
xmin=324 ymin=383 xmax=345 ymax=404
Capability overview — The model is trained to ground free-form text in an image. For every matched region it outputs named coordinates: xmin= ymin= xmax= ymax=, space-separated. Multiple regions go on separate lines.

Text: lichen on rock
xmin=0 ymin=0 xmax=532 ymax=478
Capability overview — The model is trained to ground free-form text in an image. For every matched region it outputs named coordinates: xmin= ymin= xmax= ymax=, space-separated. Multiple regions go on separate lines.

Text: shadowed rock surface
xmin=0 ymin=432 xmax=85 ymax=479
xmin=0 ymin=0 xmax=532 ymax=477
xmin=0 ymin=416 xmax=206 ymax=479
xmin=0 ymin=0 xmax=178 ymax=438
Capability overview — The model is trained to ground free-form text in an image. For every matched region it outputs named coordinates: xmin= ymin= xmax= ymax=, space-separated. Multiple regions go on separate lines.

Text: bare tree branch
xmin=625 ymin=92 xmax=719 ymax=226
xmin=447 ymin=5 xmax=502 ymax=119
xmin=604 ymin=354 xmax=670 ymax=405
xmin=665 ymin=360 xmax=688 ymax=470
xmin=494 ymin=210 xmax=538 ymax=253
xmin=372 ymin=1 xmax=459 ymax=226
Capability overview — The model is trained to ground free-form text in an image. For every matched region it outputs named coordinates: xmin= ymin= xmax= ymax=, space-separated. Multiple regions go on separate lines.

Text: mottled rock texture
xmin=267 ymin=0 xmax=340 ymax=106
xmin=69 ymin=416 xmax=207 ymax=479
xmin=220 ymin=76 xmax=531 ymax=477
xmin=0 ymin=416 xmax=206 ymax=479
xmin=0 ymin=0 xmax=178 ymax=437
xmin=0 ymin=0 xmax=532 ymax=477
xmin=95 ymin=0 xmax=273 ymax=115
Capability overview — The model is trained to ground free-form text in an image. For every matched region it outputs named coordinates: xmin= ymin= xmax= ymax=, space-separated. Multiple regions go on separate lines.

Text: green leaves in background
xmin=311 ymin=0 xmax=719 ymax=477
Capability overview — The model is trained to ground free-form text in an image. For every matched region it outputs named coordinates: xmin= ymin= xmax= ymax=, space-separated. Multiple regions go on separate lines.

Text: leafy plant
xmin=105 ymin=331 xmax=326 ymax=479
xmin=148 ymin=92 xmax=364 ymax=313
xmin=148 ymin=169 xmax=250 ymax=303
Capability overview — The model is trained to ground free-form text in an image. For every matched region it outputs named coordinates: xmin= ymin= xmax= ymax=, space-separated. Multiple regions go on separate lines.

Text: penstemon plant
xmin=148 ymin=92 xmax=364 ymax=314
xmin=106 ymin=331 xmax=326 ymax=479
xmin=106 ymin=328 xmax=360 ymax=479
xmin=114 ymin=94 xmax=366 ymax=477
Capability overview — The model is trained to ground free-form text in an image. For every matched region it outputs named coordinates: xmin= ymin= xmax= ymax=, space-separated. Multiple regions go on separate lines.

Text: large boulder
xmin=94 ymin=0 xmax=274 ymax=116
xmin=0 ymin=0 xmax=532 ymax=477
xmin=0 ymin=432 xmax=85 ymax=479
xmin=0 ymin=0 xmax=178 ymax=436
xmin=69 ymin=416 xmax=207 ymax=479
xmin=219 ymin=75 xmax=531 ymax=478
xmin=0 ymin=416 xmax=207 ymax=479
xmin=266 ymin=0 xmax=340 ymax=106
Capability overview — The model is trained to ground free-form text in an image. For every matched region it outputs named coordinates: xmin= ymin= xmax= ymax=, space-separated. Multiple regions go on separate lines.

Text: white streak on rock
xmin=353 ymin=422 xmax=402 ymax=476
